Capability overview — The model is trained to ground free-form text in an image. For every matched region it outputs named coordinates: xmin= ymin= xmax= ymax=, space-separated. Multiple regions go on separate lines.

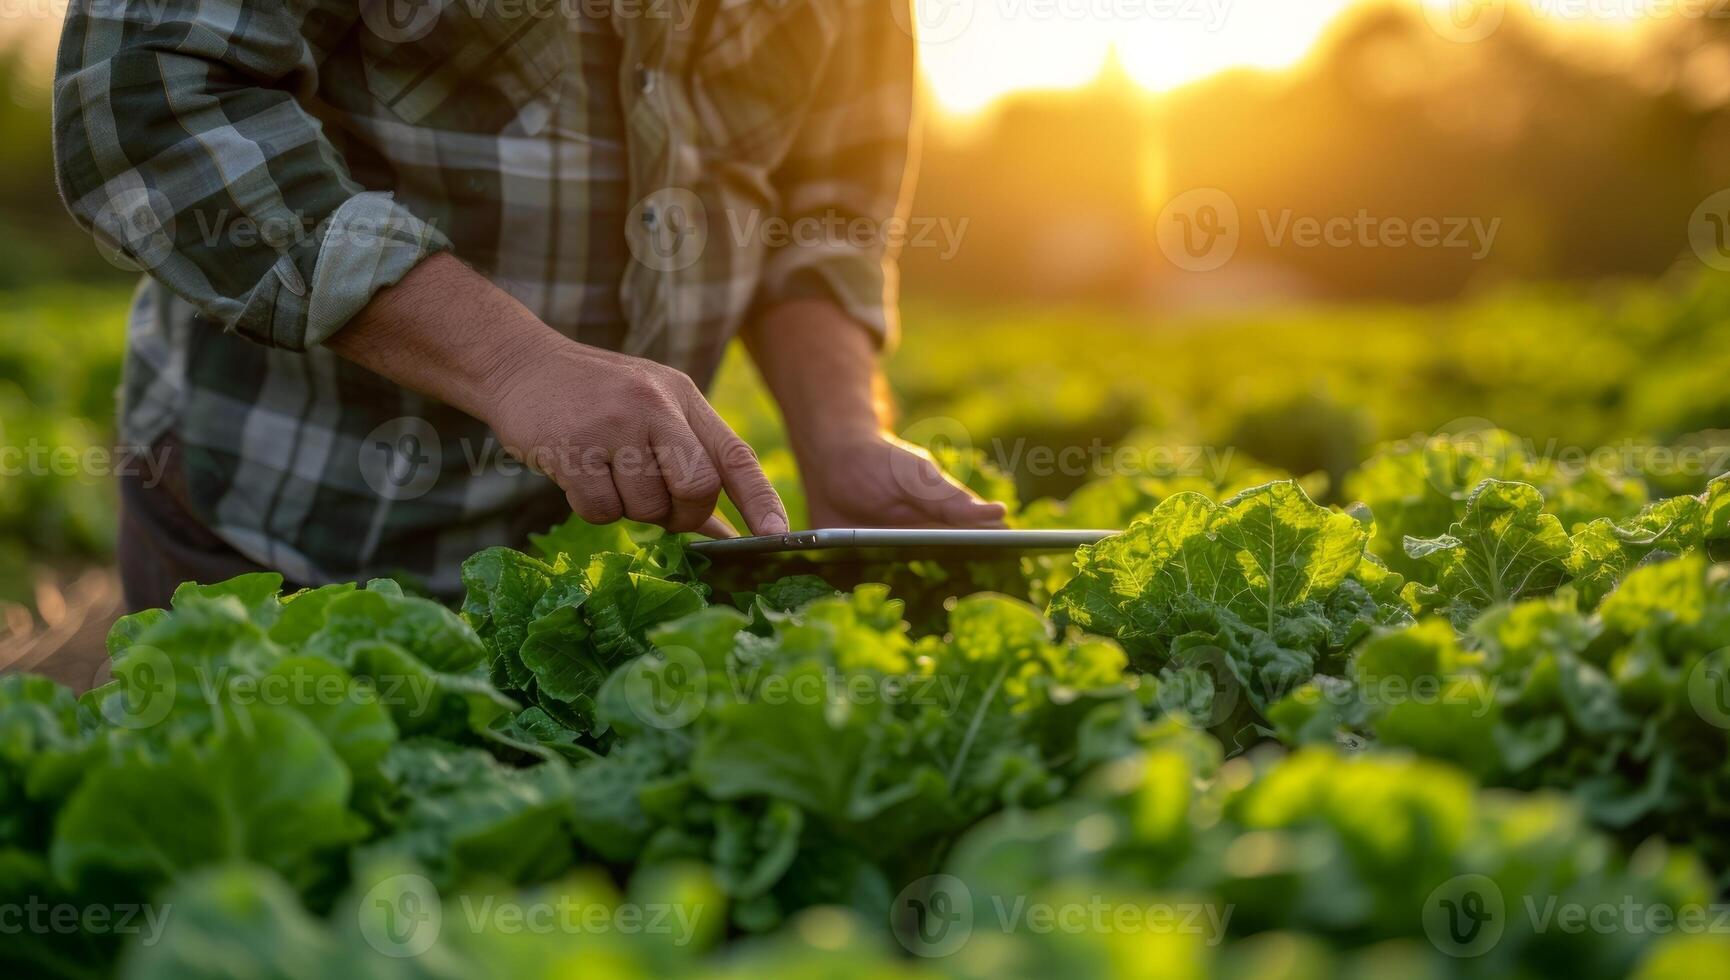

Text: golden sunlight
xmin=916 ymin=0 xmax=1653 ymax=115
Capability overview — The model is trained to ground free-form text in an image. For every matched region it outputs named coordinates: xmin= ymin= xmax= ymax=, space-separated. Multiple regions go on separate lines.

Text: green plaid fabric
xmin=53 ymin=0 xmax=915 ymax=595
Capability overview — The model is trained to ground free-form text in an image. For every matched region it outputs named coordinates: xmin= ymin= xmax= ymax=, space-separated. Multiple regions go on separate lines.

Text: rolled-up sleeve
xmin=53 ymin=0 xmax=450 ymax=352
xmin=752 ymin=0 xmax=917 ymax=350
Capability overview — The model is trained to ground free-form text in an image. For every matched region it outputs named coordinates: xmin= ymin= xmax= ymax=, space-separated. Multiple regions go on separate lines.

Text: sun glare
xmin=918 ymin=0 xmax=1649 ymax=116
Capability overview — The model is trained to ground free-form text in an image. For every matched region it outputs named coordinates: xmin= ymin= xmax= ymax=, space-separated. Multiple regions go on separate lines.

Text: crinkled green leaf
xmin=1403 ymin=479 xmax=1571 ymax=618
xmin=51 ymin=703 xmax=363 ymax=892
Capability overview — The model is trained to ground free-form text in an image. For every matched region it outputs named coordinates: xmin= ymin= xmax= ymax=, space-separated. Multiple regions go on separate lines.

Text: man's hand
xmin=329 ymin=254 xmax=787 ymax=536
xmin=743 ymin=299 xmax=1005 ymax=530
xmin=797 ymin=430 xmax=1006 ymax=530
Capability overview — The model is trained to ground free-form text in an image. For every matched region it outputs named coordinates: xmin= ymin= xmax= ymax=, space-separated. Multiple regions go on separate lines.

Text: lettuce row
xmin=2 ymin=515 xmax=1161 ymax=974
xmin=2 ymin=575 xmax=597 ymax=975
xmin=944 ymin=727 xmax=1716 ymax=980
xmin=1273 ymin=555 xmax=1730 ymax=878
xmin=562 ymin=587 xmax=1143 ymax=931
xmin=111 ymin=733 xmax=1730 ymax=980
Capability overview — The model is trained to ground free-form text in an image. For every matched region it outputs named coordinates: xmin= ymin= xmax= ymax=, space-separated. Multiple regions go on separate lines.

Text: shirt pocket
xmin=691 ymin=0 xmax=842 ymax=166
xmin=359 ymin=1 xmax=569 ymax=135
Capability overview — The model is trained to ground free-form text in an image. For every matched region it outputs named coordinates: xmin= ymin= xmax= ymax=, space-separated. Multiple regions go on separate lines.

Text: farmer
xmin=52 ymin=0 xmax=1003 ymax=611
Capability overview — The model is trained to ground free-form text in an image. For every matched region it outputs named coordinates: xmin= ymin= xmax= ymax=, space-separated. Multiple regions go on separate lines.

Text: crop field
xmin=8 ymin=273 xmax=1730 ymax=977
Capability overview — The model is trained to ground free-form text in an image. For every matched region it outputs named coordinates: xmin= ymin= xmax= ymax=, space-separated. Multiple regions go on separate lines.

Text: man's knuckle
xmin=570 ymin=490 xmax=622 ymax=524
xmin=629 ymin=495 xmax=672 ymax=523
xmin=622 ymin=372 xmax=672 ymax=406
xmin=592 ymin=411 xmax=639 ymax=438
xmin=671 ymin=467 xmax=723 ymax=501
xmin=582 ymin=503 xmax=623 ymax=525
xmin=612 ymin=446 xmax=653 ymax=477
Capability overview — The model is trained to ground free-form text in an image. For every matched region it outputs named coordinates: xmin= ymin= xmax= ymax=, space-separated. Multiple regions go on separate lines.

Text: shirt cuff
xmin=230 ymin=191 xmax=452 ymax=351
xmin=755 ymin=248 xmax=900 ymax=352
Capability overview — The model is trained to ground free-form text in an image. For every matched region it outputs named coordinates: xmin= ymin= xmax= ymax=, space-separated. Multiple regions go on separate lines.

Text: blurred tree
xmin=0 ymin=45 xmax=130 ymax=289
xmin=903 ymin=4 xmax=1730 ymax=308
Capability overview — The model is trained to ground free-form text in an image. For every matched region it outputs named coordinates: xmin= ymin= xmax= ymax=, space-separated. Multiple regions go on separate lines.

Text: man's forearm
xmin=325 ymin=253 xmax=562 ymax=421
xmin=325 ymin=253 xmax=787 ymax=534
xmin=741 ymin=300 xmax=891 ymax=458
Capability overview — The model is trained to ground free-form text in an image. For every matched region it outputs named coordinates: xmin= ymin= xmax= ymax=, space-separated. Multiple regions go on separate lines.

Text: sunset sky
xmin=916 ymin=0 xmax=1652 ymax=114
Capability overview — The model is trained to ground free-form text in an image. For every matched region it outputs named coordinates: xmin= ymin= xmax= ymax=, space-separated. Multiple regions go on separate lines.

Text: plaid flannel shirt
xmin=53 ymin=0 xmax=915 ymax=594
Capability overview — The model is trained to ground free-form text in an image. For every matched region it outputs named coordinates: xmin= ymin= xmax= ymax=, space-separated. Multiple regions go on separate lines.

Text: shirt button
xmin=633 ymin=64 xmax=655 ymax=93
